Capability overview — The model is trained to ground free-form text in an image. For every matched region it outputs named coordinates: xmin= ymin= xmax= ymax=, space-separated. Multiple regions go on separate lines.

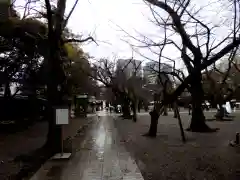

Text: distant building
xmin=143 ymin=62 xmax=159 ymax=84
xmin=143 ymin=61 xmax=172 ymax=84
xmin=116 ymin=59 xmax=142 ymax=78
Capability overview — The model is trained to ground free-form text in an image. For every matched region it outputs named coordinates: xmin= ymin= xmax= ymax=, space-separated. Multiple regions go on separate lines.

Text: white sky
xmin=64 ymin=0 xmax=233 ymax=68
xmin=65 ymin=0 xmax=156 ymax=60
xmin=14 ymin=0 xmax=234 ymax=70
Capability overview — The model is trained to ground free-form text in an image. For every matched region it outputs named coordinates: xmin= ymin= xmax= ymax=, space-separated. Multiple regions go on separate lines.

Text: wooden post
xmin=61 ymin=126 xmax=64 ymax=156
xmin=52 ymin=108 xmax=71 ymax=159
xmin=174 ymin=103 xmax=186 ymax=143
xmin=236 ymin=132 xmax=239 ymax=144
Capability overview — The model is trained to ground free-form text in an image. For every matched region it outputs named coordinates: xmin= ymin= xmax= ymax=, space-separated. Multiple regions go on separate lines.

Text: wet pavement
xmin=29 ymin=111 xmax=143 ymax=180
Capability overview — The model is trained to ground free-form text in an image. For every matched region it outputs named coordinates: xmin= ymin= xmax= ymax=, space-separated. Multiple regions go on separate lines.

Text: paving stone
xmin=29 ymin=111 xmax=144 ymax=180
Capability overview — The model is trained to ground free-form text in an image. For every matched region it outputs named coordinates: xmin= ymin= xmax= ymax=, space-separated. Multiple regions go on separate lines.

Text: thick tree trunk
xmin=45 ymin=106 xmax=61 ymax=153
xmin=147 ymin=109 xmax=160 ymax=137
xmin=189 ymin=101 xmax=210 ymax=131
xmin=44 ymin=78 xmax=62 ymax=153
xmin=188 ymin=73 xmax=217 ymax=132
xmin=122 ymin=106 xmax=131 ymax=118
xmin=162 ymin=105 xmax=168 ymax=116
xmin=145 ymin=93 xmax=161 ymax=137
xmin=122 ymin=100 xmax=131 ymax=118
xmin=44 ymin=34 xmax=65 ymax=153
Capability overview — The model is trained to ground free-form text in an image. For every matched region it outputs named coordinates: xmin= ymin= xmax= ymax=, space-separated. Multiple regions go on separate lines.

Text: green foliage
xmin=63 ymin=43 xmax=97 ymax=96
xmin=64 ymin=43 xmax=83 ymax=61
xmin=20 ymin=18 xmax=48 ymax=37
xmin=0 ymin=9 xmax=98 ymax=98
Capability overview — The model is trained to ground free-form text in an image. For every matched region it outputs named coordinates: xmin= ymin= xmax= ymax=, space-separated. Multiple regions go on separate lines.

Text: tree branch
xmin=63 ymin=37 xmax=98 ymax=45
xmin=63 ymin=0 xmax=80 ymax=28
xmin=44 ymin=0 xmax=53 ymax=36
xmin=145 ymin=0 xmax=202 ymax=59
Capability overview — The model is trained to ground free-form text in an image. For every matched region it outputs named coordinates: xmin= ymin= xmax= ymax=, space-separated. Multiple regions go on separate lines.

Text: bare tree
xmin=119 ymin=0 xmax=240 ymax=136
xmin=89 ymin=57 xmax=143 ymax=121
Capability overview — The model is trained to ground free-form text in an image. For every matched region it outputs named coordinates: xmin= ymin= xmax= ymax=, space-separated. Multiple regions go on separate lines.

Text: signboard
xmin=56 ymin=109 xmax=69 ymax=125
xmin=226 ymin=102 xmax=232 ymax=114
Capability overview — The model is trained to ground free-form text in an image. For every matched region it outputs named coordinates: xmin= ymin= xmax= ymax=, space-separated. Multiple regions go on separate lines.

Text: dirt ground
xmin=0 ymin=121 xmax=48 ymax=180
xmin=115 ymin=111 xmax=240 ymax=180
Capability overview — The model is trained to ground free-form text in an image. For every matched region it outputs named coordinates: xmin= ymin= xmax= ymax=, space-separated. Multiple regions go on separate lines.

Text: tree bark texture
xmin=45 ymin=34 xmax=65 ymax=153
xmin=148 ymin=109 xmax=160 ymax=137
xmin=188 ymin=72 xmax=213 ymax=132
xmin=121 ymin=94 xmax=131 ymax=119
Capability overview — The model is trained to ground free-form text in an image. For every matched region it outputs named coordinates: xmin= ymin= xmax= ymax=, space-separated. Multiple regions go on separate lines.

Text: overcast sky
xmin=64 ymin=0 xmax=232 ymax=68
xmin=65 ymin=0 xmax=157 ymax=60
xmin=14 ymin=0 xmax=234 ymax=69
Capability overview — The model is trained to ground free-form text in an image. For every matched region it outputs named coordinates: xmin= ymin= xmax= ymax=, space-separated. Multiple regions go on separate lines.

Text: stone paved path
xmin=29 ymin=111 xmax=143 ymax=180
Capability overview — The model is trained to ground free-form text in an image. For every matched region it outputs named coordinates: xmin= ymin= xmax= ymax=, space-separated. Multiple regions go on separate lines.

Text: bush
xmin=0 ymin=95 xmax=48 ymax=123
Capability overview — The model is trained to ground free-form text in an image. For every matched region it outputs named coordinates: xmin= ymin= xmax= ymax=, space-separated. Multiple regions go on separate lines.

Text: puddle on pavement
xmin=95 ymin=124 xmax=106 ymax=148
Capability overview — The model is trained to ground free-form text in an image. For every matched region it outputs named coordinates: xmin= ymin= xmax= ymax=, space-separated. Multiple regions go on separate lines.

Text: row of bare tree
xmin=1 ymin=0 xmax=240 ymax=150
xmin=89 ymin=0 xmax=240 ymax=138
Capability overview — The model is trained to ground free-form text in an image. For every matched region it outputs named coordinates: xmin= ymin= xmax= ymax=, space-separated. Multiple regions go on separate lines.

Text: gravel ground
xmin=114 ymin=111 xmax=240 ymax=180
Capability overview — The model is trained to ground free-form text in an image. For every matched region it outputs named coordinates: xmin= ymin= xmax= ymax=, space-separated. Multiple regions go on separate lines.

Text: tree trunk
xmin=138 ymin=101 xmax=141 ymax=113
xmin=144 ymin=93 xmax=161 ymax=137
xmin=4 ymin=81 xmax=11 ymax=98
xmin=132 ymin=101 xmax=137 ymax=122
xmin=188 ymin=73 xmax=217 ymax=132
xmin=44 ymin=34 xmax=65 ymax=153
xmin=162 ymin=105 xmax=168 ymax=116
xmin=173 ymin=107 xmax=177 ymax=118
xmin=122 ymin=103 xmax=131 ymax=118
xmin=147 ymin=109 xmax=159 ymax=137
xmin=215 ymin=103 xmax=224 ymax=120
xmin=45 ymin=105 xmax=61 ymax=153
xmin=44 ymin=75 xmax=63 ymax=153
xmin=121 ymin=96 xmax=131 ymax=119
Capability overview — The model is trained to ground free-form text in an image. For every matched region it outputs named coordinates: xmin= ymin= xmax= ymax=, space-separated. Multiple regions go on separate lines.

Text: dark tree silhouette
xmin=120 ymin=0 xmax=240 ymax=136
